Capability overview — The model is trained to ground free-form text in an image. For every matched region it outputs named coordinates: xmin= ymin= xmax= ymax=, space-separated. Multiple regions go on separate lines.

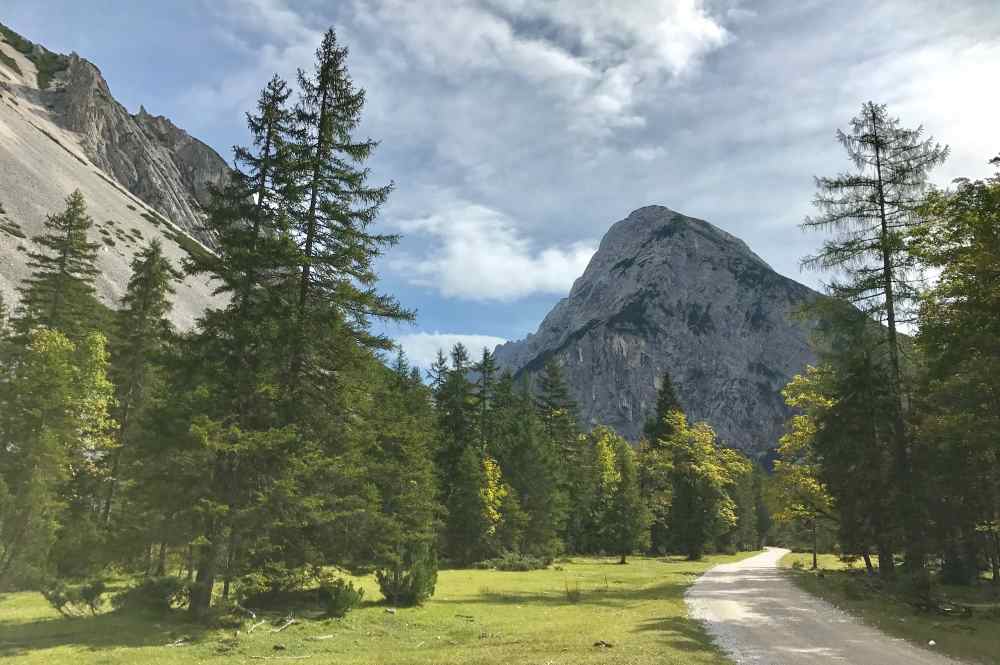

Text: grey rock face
xmin=493 ymin=206 xmax=820 ymax=454
xmin=52 ymin=54 xmax=228 ymax=244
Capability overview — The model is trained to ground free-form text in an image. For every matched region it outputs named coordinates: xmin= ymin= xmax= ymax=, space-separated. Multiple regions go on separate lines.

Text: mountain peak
xmin=494 ymin=206 xmax=819 ymax=452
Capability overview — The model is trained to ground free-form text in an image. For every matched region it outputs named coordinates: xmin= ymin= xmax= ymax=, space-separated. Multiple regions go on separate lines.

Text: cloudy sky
xmin=6 ymin=1 xmax=999 ymax=367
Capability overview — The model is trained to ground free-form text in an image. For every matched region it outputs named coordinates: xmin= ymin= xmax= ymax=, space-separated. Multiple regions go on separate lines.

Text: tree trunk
xmin=189 ymin=540 xmax=218 ymax=620
xmin=862 ymin=551 xmax=875 ymax=576
xmin=877 ymin=541 xmax=896 ymax=581
xmin=156 ymin=541 xmax=167 ymax=577
xmin=811 ymin=520 xmax=819 ymax=570
xmin=619 ymin=553 xmax=627 ymax=565
xmin=871 ymin=113 xmax=926 ymax=589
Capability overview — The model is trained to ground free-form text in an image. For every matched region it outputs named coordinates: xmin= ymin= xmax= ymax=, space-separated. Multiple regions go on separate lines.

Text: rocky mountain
xmin=493 ymin=206 xmax=821 ymax=454
xmin=0 ymin=22 xmax=224 ymax=327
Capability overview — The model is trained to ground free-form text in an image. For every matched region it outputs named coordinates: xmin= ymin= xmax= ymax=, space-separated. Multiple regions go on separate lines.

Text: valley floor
xmin=0 ymin=554 xmax=750 ymax=665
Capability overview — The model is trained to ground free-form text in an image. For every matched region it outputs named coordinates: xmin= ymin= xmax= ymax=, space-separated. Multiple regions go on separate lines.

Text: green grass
xmin=781 ymin=552 xmax=1000 ymax=664
xmin=0 ymin=554 xmax=752 ymax=665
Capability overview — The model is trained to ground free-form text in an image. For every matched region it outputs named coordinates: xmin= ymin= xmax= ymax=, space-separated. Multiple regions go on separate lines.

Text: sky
xmin=5 ymin=1 xmax=999 ymax=368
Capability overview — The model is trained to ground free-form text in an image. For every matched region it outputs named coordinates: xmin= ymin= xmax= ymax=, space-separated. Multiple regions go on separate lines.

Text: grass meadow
xmin=0 ymin=553 xmax=753 ymax=665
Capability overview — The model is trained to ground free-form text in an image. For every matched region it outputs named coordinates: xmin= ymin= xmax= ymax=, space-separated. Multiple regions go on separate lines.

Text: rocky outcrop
xmin=493 ymin=206 xmax=821 ymax=454
xmin=0 ymin=25 xmax=222 ymax=328
xmin=53 ymin=54 xmax=228 ymax=244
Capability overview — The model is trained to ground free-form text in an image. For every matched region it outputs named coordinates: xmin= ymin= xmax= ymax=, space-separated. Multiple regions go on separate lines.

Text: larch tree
xmin=802 ymin=102 xmax=947 ymax=586
xmin=288 ymin=27 xmax=411 ymax=406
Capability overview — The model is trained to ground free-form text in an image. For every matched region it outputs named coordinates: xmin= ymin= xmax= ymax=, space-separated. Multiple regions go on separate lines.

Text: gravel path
xmin=685 ymin=547 xmax=966 ymax=665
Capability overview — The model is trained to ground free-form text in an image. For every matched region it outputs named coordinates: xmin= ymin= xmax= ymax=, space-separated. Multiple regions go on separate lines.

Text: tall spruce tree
xmin=644 ymin=371 xmax=682 ymax=443
xmin=16 ymin=190 xmax=101 ymax=340
xmin=102 ymin=240 xmax=177 ymax=524
xmin=802 ymin=102 xmax=947 ymax=585
xmin=640 ymin=370 xmax=684 ymax=552
xmin=182 ymin=76 xmax=313 ymax=618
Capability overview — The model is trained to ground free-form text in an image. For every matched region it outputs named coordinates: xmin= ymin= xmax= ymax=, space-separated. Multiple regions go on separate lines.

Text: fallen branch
xmin=166 ymin=638 xmax=190 ymax=648
xmin=272 ymin=618 xmax=297 ymax=633
xmin=247 ymin=620 xmax=268 ymax=634
xmin=248 ymin=656 xmax=311 ymax=661
xmin=304 ymin=635 xmax=335 ymax=641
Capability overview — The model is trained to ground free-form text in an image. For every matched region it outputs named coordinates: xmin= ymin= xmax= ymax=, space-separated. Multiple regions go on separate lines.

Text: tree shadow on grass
xmin=0 ymin=607 xmax=210 ymax=658
xmin=633 ymin=615 xmax=721 ymax=656
xmin=437 ymin=578 xmax=691 ymax=609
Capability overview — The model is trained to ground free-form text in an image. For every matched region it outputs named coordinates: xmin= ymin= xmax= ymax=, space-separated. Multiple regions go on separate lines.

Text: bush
xmin=473 ymin=552 xmax=550 ymax=571
xmin=40 ymin=579 xmax=105 ymax=617
xmin=375 ymin=545 xmax=438 ymax=607
xmin=317 ymin=578 xmax=364 ymax=617
xmin=235 ymin=562 xmax=313 ymax=607
xmin=112 ymin=576 xmax=188 ymax=613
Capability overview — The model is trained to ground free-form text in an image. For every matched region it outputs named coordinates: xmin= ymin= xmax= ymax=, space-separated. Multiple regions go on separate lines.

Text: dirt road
xmin=685 ymin=547 xmax=965 ymax=665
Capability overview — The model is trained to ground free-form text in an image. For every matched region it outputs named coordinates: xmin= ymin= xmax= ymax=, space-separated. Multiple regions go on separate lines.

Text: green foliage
xmin=40 ymin=579 xmax=105 ymax=618
xmin=375 ymin=543 xmax=438 ymax=606
xmin=317 ymin=577 xmax=364 ymax=617
xmin=603 ymin=436 xmax=651 ymax=563
xmin=0 ymin=328 xmax=115 ymax=588
xmin=111 ymin=576 xmax=188 ymax=613
xmin=658 ymin=413 xmax=752 ymax=560
xmin=15 ymin=190 xmax=102 ymax=340
xmin=473 ymin=552 xmax=550 ymax=571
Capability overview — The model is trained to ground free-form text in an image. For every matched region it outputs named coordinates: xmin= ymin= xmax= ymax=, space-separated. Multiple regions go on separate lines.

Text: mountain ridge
xmin=0 ymin=22 xmax=223 ymax=327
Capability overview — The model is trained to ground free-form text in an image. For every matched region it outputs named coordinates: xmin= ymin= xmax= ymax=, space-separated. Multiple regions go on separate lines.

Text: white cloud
xmin=351 ymin=0 xmax=729 ymax=136
xmin=391 ymin=202 xmax=596 ymax=301
xmin=396 ymin=332 xmax=508 ymax=369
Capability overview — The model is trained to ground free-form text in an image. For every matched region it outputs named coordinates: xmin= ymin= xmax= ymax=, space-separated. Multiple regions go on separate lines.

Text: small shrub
xmin=235 ymin=562 xmax=312 ymax=607
xmin=473 ymin=552 xmax=549 ymax=571
xmin=40 ymin=579 xmax=105 ymax=617
xmin=792 ymin=560 xmax=804 ymax=570
xmin=317 ymin=578 xmax=364 ymax=618
xmin=375 ymin=545 xmax=438 ymax=607
xmin=79 ymin=579 xmax=106 ymax=615
xmin=112 ymin=576 xmax=188 ymax=613
xmin=564 ymin=581 xmax=582 ymax=604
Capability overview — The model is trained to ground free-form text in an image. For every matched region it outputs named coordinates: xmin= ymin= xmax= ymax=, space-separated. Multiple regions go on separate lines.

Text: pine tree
xmin=640 ymin=370 xmax=684 ymax=552
xmin=16 ymin=190 xmax=101 ymax=340
xmin=604 ymin=436 xmax=650 ymax=563
xmin=643 ymin=371 xmax=682 ymax=443
xmin=102 ymin=240 xmax=177 ymax=524
xmin=802 ymin=102 xmax=947 ymax=585
xmin=288 ymin=27 xmax=411 ymax=401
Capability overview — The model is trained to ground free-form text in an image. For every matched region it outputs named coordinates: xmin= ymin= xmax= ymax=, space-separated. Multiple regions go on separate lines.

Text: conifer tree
xmin=639 ymin=370 xmax=684 ymax=552
xmin=102 ymin=240 xmax=177 ymax=524
xmin=604 ymin=436 xmax=650 ymax=563
xmin=288 ymin=27 xmax=411 ymax=401
xmin=802 ymin=103 xmax=947 ymax=584
xmin=16 ymin=190 xmax=101 ymax=340
xmin=644 ymin=371 xmax=682 ymax=443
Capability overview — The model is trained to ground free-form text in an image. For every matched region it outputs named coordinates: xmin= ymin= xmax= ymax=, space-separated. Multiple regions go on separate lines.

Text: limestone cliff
xmin=0 ymin=24 xmax=222 ymax=327
xmin=493 ymin=206 xmax=820 ymax=453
